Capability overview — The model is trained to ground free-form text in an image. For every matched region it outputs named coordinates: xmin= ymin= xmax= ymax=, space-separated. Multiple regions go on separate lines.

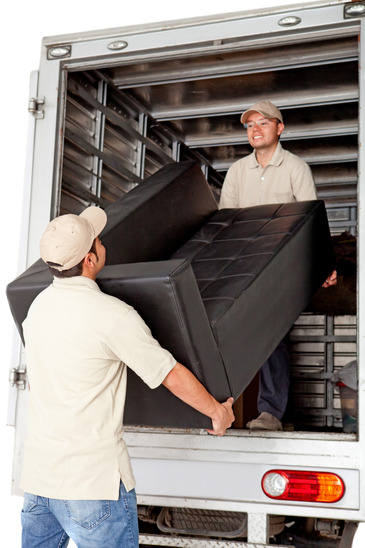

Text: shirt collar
xmin=52 ymin=276 xmax=100 ymax=291
xmin=269 ymin=141 xmax=284 ymax=166
xmin=249 ymin=141 xmax=284 ymax=168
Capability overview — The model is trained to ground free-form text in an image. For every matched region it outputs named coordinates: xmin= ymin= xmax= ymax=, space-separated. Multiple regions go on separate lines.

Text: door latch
xmin=9 ymin=367 xmax=27 ymax=390
xmin=28 ymin=96 xmax=45 ymax=119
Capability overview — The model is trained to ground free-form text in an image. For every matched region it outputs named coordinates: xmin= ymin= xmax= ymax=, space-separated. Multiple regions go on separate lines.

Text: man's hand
xmin=207 ymin=397 xmax=235 ymax=436
xmin=162 ymin=363 xmax=235 ymax=436
xmin=322 ymin=269 xmax=337 ymax=288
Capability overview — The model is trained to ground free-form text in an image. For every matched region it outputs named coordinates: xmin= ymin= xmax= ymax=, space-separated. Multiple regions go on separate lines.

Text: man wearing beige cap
xmin=220 ymin=101 xmax=336 ymax=432
xmin=20 ymin=207 xmax=234 ymax=548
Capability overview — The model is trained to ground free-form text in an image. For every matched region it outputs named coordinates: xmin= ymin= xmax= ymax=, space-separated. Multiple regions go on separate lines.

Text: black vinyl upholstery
xmin=172 ymin=201 xmax=333 ymax=397
xmin=101 ymin=161 xmax=217 ymax=265
xmin=6 ymin=161 xmax=334 ymax=428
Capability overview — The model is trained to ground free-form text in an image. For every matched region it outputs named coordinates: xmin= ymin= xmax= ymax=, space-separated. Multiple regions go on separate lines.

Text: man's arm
xmin=290 ymin=157 xmax=318 ymax=202
xmin=219 ymin=164 xmax=240 ymax=208
xmin=162 ymin=362 xmax=234 ymax=436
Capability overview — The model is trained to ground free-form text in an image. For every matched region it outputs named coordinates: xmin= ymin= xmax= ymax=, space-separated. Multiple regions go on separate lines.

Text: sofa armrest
xmin=98 ymin=259 xmax=228 ymax=398
xmin=98 ymin=260 xmax=230 ymax=428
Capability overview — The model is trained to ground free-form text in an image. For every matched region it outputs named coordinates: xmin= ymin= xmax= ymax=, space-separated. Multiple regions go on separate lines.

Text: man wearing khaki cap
xmin=220 ymin=101 xmax=336 ymax=432
xmin=20 ymin=206 xmax=234 ymax=548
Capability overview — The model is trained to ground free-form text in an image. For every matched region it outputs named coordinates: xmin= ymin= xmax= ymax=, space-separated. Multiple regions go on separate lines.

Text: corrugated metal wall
xmin=60 ymin=28 xmax=358 ymax=431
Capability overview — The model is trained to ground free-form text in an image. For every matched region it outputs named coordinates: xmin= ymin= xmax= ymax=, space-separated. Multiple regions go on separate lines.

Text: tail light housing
xmin=262 ymin=470 xmax=345 ymax=503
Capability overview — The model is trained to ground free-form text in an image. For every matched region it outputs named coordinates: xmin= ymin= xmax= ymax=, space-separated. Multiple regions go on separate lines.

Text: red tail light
xmin=262 ymin=470 xmax=345 ymax=503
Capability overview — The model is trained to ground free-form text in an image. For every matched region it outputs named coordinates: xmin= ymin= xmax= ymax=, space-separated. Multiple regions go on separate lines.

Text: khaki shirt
xmin=219 ymin=142 xmax=317 ymax=208
xmin=21 ymin=276 xmax=176 ymax=500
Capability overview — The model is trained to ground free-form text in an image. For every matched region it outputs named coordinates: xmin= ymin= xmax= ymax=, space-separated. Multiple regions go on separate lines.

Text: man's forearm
xmin=162 ymin=362 xmax=234 ymax=435
xmin=162 ymin=362 xmax=220 ymax=418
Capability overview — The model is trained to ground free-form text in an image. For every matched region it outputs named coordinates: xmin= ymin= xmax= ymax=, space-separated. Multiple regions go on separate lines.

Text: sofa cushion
xmin=172 ymin=200 xmax=334 ymax=397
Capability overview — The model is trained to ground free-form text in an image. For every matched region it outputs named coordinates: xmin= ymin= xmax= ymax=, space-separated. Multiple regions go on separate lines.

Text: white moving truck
xmin=7 ymin=1 xmax=365 ymax=545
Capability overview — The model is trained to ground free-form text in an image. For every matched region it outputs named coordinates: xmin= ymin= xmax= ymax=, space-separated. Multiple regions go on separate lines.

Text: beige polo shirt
xmin=21 ymin=276 xmax=176 ymax=500
xmin=219 ymin=142 xmax=317 ymax=208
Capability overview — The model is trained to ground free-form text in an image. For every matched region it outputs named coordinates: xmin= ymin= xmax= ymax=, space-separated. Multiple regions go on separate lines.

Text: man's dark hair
xmin=48 ymin=239 xmax=98 ymax=278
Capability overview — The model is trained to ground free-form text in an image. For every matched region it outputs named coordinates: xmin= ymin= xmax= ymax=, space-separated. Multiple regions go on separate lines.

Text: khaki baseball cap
xmin=40 ymin=206 xmax=107 ymax=271
xmin=240 ymin=101 xmax=283 ymax=124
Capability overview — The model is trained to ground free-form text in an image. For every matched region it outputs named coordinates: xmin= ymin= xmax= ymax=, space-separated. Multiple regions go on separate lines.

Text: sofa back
xmin=101 ymin=161 xmax=218 ymax=265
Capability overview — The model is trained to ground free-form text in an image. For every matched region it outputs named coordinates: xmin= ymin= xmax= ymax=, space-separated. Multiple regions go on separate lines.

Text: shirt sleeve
xmin=106 ymin=308 xmax=176 ymax=389
xmin=290 ymin=157 xmax=318 ymax=201
xmin=219 ymin=164 xmax=240 ymax=208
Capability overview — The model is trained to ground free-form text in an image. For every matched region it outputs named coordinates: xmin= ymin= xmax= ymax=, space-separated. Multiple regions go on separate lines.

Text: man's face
xmin=245 ymin=111 xmax=284 ymax=151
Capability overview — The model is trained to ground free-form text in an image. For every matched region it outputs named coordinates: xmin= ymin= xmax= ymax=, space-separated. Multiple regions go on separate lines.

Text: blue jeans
xmin=21 ymin=482 xmax=139 ymax=548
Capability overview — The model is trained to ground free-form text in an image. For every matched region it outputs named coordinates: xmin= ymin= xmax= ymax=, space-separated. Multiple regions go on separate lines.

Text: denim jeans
xmin=21 ymin=482 xmax=139 ymax=548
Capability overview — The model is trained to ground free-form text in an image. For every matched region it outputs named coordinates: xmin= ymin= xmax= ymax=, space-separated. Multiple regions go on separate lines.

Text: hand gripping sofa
xmin=7 ymin=161 xmax=334 ymax=429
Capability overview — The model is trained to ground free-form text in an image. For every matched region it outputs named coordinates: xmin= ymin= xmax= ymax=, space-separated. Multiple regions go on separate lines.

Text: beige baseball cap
xmin=240 ymin=101 xmax=283 ymax=125
xmin=40 ymin=206 xmax=107 ymax=271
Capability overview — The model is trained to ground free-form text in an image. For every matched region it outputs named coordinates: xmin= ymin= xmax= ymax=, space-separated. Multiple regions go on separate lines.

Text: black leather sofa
xmin=6 ymin=161 xmax=334 ymax=429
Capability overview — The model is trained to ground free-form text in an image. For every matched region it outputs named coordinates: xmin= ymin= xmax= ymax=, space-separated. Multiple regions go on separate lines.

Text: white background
xmin=1 ymin=1 xmax=364 ymax=546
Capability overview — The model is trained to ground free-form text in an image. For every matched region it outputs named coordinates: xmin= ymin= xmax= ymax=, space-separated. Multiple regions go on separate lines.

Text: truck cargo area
xmin=59 ymin=18 xmax=358 ymax=433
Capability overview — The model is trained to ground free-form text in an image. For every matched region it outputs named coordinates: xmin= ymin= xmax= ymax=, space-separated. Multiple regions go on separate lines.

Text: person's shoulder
xmin=281 ymin=147 xmax=310 ymax=169
xmin=88 ymin=289 xmax=136 ymax=331
xmin=27 ymin=283 xmax=53 ymax=310
xmin=94 ymin=286 xmax=132 ymax=312
xmin=282 ymin=147 xmax=306 ymax=163
xmin=227 ymin=152 xmax=253 ymax=172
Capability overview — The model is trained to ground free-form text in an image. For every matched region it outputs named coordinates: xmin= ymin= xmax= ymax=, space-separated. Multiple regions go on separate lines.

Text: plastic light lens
xmin=278 ymin=16 xmax=302 ymax=27
xmin=262 ymin=470 xmax=345 ymax=503
xmin=107 ymin=40 xmax=128 ymax=51
xmin=263 ymin=472 xmax=287 ymax=497
xmin=47 ymin=46 xmax=71 ymax=59
xmin=344 ymin=3 xmax=365 ymax=17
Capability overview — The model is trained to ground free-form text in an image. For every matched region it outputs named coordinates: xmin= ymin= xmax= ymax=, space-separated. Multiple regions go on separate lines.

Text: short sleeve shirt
xmin=21 ymin=276 xmax=176 ymax=500
xmin=219 ymin=142 xmax=317 ymax=208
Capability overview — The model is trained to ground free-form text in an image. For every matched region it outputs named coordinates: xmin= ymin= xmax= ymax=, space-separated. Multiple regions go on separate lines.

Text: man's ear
xmin=81 ymin=252 xmax=96 ymax=275
xmin=277 ymin=122 xmax=284 ymax=137
xmin=84 ymin=252 xmax=95 ymax=266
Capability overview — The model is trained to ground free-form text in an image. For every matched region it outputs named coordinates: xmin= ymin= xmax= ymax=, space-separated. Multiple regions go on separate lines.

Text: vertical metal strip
xmin=6 ymin=70 xmax=40 ymax=427
xmin=93 ymin=79 xmax=107 ymax=200
xmin=51 ymin=65 xmax=68 ymax=219
xmin=326 ymin=315 xmax=334 ymax=428
xmin=357 ymin=18 xmax=365 ymax=516
xmin=247 ymin=512 xmax=268 ymax=544
xmin=137 ymin=113 xmax=147 ymax=180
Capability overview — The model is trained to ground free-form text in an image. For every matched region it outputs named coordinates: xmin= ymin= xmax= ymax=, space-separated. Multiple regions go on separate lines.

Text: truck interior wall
xmin=59 ymin=29 xmax=358 ymax=432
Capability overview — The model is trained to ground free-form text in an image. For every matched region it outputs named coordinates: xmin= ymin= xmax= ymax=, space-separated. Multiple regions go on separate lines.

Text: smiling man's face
xmin=245 ymin=111 xmax=284 ymax=152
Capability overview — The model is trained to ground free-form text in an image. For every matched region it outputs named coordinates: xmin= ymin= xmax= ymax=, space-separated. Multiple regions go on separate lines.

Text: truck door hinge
xmin=28 ymin=96 xmax=45 ymax=119
xmin=9 ymin=367 xmax=27 ymax=390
